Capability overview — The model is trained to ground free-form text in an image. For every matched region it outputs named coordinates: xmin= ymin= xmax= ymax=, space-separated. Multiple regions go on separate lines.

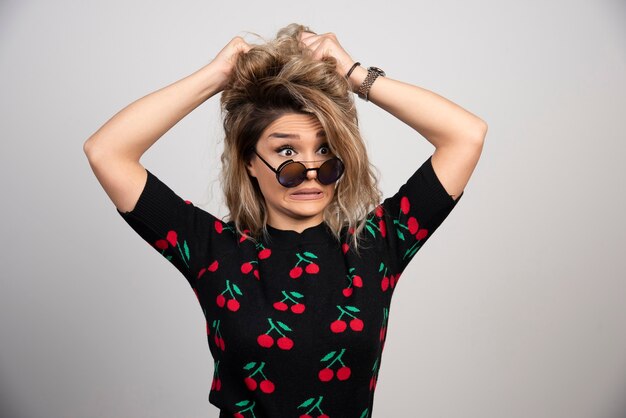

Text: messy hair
xmin=220 ymin=23 xmax=381 ymax=248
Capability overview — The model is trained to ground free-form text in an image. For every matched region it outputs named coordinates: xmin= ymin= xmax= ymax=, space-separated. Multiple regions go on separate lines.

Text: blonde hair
xmin=220 ymin=23 xmax=381 ymax=248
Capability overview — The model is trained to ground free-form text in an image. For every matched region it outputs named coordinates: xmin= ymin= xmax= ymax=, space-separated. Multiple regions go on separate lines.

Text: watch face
xmin=370 ymin=67 xmax=386 ymax=77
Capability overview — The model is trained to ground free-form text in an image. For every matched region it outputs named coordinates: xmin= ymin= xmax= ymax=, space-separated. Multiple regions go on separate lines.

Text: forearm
xmin=84 ymin=62 xmax=225 ymax=162
xmin=348 ymin=66 xmax=487 ymax=148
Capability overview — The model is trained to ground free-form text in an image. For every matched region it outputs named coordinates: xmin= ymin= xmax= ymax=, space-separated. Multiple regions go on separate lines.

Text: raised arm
xmin=83 ymin=37 xmax=251 ymax=212
xmin=300 ymin=32 xmax=487 ymax=201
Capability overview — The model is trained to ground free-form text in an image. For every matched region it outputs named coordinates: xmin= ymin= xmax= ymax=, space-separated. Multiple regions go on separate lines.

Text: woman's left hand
xmin=299 ymin=31 xmax=357 ymax=84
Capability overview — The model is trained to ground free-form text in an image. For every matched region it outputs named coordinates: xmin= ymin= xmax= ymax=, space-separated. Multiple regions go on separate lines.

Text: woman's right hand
xmin=210 ymin=36 xmax=252 ymax=92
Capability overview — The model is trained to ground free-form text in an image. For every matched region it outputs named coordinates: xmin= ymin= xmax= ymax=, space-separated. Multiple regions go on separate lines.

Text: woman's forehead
xmin=261 ymin=113 xmax=325 ymax=140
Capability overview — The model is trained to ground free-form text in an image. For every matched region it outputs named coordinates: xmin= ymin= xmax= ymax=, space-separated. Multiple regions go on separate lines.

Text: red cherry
xmin=416 ymin=229 xmax=428 ymax=240
xmin=305 ymin=263 xmax=319 ymax=274
xmin=166 ymin=230 xmax=178 ymax=246
xmin=370 ymin=377 xmax=375 ymax=391
xmin=198 ymin=268 xmax=206 ymax=279
xmin=206 ymin=322 xmax=210 ymax=335
xmin=277 ymin=336 xmax=293 ymax=350
xmin=350 ymin=318 xmax=364 ymax=331
xmin=211 ymin=380 xmax=215 ymax=390
xmin=216 ymin=379 xmax=221 ymax=391
xmin=273 ymin=301 xmax=288 ymax=311
xmin=381 ymin=276 xmax=389 ymax=292
xmin=226 ymin=299 xmax=240 ymax=312
xmin=342 ymin=287 xmax=353 ymax=297
xmin=258 ymin=248 xmax=271 ymax=259
xmin=241 ymin=262 xmax=253 ymax=274
xmin=214 ymin=220 xmax=223 ymax=233
xmin=290 ymin=303 xmax=305 ymax=314
xmin=257 ymin=334 xmax=274 ymax=348
xmin=380 ymin=327 xmax=386 ymax=341
xmin=300 ymin=415 xmax=313 ymax=418
xmin=400 ymin=196 xmax=410 ymax=214
xmin=353 ymin=276 xmax=363 ymax=287
xmin=214 ymin=335 xmax=220 ymax=346
xmin=259 ymin=379 xmax=275 ymax=393
xmin=407 ymin=216 xmax=419 ymax=234
xmin=244 ymin=377 xmax=257 ymax=391
xmin=330 ymin=319 xmax=347 ymax=333
xmin=290 ymin=266 xmax=303 ymax=278
xmin=336 ymin=366 xmax=351 ymax=381
xmin=390 ymin=274 xmax=396 ymax=288
xmin=318 ymin=367 xmax=334 ymax=382
xmin=318 ymin=415 xmax=330 ymax=418
xmin=234 ymin=413 xmax=244 ymax=418
xmin=155 ymin=239 xmax=168 ymax=250
xmin=216 ymin=294 xmax=226 ymax=307
xmin=379 ymin=220 xmax=387 ymax=237
xmin=375 ymin=205 xmax=384 ymax=217
xmin=208 ymin=260 xmax=219 ymax=272
xmin=342 ymin=243 xmax=349 ymax=254
xmin=253 ymin=270 xmax=260 ymax=280
xmin=219 ymin=337 xmax=225 ymax=350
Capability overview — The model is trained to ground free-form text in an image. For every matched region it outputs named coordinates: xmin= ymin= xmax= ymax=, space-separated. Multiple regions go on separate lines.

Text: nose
xmin=305 ymin=164 xmax=318 ymax=181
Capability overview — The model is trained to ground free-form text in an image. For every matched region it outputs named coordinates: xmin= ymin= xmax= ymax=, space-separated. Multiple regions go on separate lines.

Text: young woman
xmin=84 ymin=24 xmax=486 ymax=418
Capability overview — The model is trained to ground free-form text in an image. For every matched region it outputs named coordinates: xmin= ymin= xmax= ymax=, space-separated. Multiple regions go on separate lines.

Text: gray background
xmin=1 ymin=0 xmax=625 ymax=417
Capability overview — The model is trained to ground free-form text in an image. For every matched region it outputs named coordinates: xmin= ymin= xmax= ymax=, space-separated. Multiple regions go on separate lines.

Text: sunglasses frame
xmin=253 ymin=150 xmax=344 ymax=188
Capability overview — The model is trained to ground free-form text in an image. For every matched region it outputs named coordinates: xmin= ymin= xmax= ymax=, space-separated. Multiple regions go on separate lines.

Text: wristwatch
xmin=357 ymin=66 xmax=386 ymax=101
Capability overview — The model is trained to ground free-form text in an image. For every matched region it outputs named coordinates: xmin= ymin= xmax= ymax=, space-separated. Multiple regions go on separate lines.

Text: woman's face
xmin=247 ymin=113 xmax=337 ymax=232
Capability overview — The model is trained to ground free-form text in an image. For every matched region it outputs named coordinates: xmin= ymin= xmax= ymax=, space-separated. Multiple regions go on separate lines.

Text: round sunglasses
xmin=253 ymin=150 xmax=345 ymax=188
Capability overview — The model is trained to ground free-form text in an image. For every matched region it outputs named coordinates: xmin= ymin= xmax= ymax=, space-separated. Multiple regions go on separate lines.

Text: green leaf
xmin=379 ymin=262 xmax=385 ymax=272
xmin=276 ymin=321 xmax=292 ymax=332
xmin=232 ymin=283 xmax=243 ymax=296
xmin=302 ymin=251 xmax=318 ymax=259
xmin=346 ymin=306 xmax=361 ymax=313
xmin=359 ymin=409 xmax=370 ymax=418
xmin=290 ymin=291 xmax=304 ymax=298
xmin=298 ymin=398 xmax=314 ymax=408
xmin=235 ymin=400 xmax=250 ymax=407
xmin=166 ymin=255 xmax=173 ymax=261
xmin=320 ymin=351 xmax=336 ymax=362
xmin=183 ymin=240 xmax=190 ymax=260
xmin=396 ymin=229 xmax=405 ymax=240
xmin=366 ymin=225 xmax=375 ymax=237
xmin=243 ymin=362 xmax=256 ymax=370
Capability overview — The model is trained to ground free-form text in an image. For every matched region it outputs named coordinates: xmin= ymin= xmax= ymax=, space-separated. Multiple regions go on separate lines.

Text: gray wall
xmin=1 ymin=0 xmax=625 ymax=417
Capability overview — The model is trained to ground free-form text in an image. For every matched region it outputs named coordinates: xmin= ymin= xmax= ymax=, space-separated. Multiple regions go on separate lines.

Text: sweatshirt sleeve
xmin=116 ymin=169 xmax=222 ymax=290
xmin=376 ymin=155 xmax=463 ymax=275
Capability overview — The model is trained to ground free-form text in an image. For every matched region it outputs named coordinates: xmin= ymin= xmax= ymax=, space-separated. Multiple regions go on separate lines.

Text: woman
xmin=84 ymin=24 xmax=486 ymax=418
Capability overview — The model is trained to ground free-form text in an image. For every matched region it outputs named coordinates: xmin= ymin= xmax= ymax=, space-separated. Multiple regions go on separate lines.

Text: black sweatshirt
xmin=117 ymin=155 xmax=462 ymax=418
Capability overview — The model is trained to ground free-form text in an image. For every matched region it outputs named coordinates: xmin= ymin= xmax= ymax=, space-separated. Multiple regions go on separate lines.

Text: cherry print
xmin=214 ymin=220 xmax=223 ymax=233
xmin=211 ymin=321 xmax=226 ymax=351
xmin=241 ymin=262 xmax=253 ymax=274
xmin=257 ymin=318 xmax=294 ymax=350
xmin=407 ymin=216 xmax=419 ymax=234
xmin=375 ymin=205 xmax=384 ymax=218
xmin=379 ymin=220 xmax=387 ymax=238
xmin=342 ymin=243 xmax=349 ymax=254
xmin=297 ymin=396 xmax=330 ymax=418
xmin=153 ymin=229 xmax=190 ymax=268
xmin=305 ymin=263 xmax=319 ymax=274
xmin=330 ymin=305 xmax=363 ymax=333
xmin=273 ymin=290 xmax=305 ymax=313
xmin=290 ymin=252 xmax=320 ymax=278
xmin=343 ymin=268 xmax=363 ymax=298
xmin=416 ymin=229 xmax=428 ymax=240
xmin=208 ymin=260 xmax=219 ymax=272
xmin=378 ymin=262 xmax=391 ymax=292
xmin=211 ymin=360 xmax=222 ymax=392
xmin=318 ymin=348 xmax=351 ymax=382
xmin=257 ymin=247 xmax=272 ymax=259
xmin=342 ymin=288 xmax=353 ymax=297
xmin=216 ymin=280 xmax=243 ymax=311
xmin=353 ymin=276 xmax=363 ymax=287
xmin=243 ymin=361 xmax=276 ymax=394
xmin=400 ymin=196 xmax=410 ymax=214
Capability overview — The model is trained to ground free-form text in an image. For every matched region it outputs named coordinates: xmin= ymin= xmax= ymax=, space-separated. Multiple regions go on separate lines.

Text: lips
xmin=290 ymin=188 xmax=324 ymax=200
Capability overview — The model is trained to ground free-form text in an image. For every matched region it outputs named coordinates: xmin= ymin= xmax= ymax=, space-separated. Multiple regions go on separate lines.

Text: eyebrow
xmin=267 ymin=131 xmax=327 ymax=140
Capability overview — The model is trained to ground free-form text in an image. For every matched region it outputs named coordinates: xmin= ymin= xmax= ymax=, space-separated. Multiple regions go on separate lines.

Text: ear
xmin=246 ymin=157 xmax=257 ymax=178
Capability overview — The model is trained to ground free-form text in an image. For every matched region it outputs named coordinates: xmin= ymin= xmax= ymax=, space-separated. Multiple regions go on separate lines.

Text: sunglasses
xmin=253 ymin=150 xmax=345 ymax=188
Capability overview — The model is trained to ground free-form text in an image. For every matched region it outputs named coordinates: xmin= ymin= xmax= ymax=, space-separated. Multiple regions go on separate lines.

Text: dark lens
xmin=317 ymin=158 xmax=344 ymax=185
xmin=278 ymin=161 xmax=307 ymax=188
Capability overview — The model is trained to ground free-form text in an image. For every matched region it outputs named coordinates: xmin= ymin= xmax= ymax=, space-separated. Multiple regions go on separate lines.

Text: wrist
xmin=347 ymin=65 xmax=368 ymax=93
